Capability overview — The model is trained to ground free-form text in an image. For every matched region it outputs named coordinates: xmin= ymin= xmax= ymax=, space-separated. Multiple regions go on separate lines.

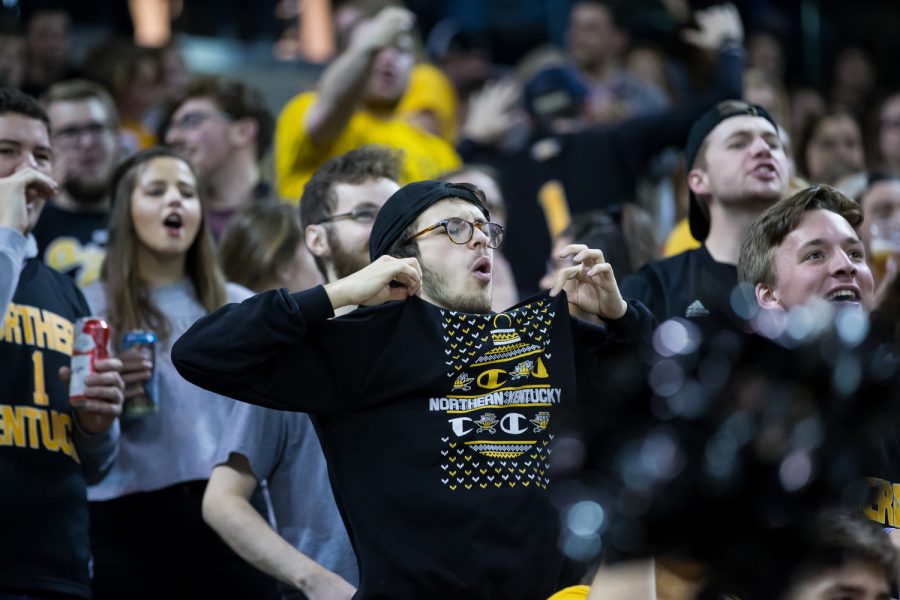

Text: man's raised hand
xmin=353 ymin=6 xmax=415 ymax=53
xmin=0 ymin=167 xmax=57 ymax=233
xmin=324 ymin=255 xmax=422 ymax=310
xmin=549 ymin=244 xmax=627 ymax=320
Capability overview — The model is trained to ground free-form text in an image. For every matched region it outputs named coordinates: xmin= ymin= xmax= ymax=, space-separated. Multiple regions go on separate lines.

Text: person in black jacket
xmin=173 ymin=179 xmax=653 ymax=600
xmin=620 ymin=100 xmax=790 ymax=321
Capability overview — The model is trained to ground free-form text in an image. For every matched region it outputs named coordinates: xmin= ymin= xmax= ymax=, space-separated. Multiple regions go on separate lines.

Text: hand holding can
xmin=69 ymin=317 xmax=110 ymax=407
xmin=62 ymin=357 xmax=124 ymax=434
xmin=121 ymin=331 xmax=158 ymax=418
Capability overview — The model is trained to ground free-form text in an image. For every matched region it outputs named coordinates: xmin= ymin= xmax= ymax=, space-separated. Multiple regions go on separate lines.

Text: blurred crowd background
xmin=5 ymin=0 xmax=900 ymax=167
xmin=6 ymin=1 xmax=900 ymax=598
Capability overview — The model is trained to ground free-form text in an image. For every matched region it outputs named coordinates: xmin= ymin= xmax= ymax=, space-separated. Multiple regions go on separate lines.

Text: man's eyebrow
xmin=797 ymin=238 xmax=826 ymax=250
xmin=796 ymin=235 xmax=863 ymax=251
xmin=0 ymin=139 xmax=52 ymax=155
xmin=723 ymin=128 xmax=778 ymax=141
xmin=723 ymin=130 xmax=752 ymax=141
xmin=821 ymin=582 xmax=874 ymax=594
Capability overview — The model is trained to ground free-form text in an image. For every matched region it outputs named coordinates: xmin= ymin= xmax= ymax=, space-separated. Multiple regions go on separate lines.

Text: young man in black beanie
xmin=620 ymin=99 xmax=789 ymax=321
xmin=172 ymin=180 xmax=653 ymax=600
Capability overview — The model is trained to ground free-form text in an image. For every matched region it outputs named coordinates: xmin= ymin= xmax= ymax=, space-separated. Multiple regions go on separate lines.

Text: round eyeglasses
xmin=405 ymin=217 xmax=504 ymax=249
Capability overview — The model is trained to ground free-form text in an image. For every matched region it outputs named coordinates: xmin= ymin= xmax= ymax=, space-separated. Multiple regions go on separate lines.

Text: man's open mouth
xmin=826 ymin=287 xmax=860 ymax=302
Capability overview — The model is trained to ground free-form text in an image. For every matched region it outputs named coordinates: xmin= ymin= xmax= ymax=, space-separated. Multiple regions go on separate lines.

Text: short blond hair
xmin=40 ymin=78 xmax=118 ymax=127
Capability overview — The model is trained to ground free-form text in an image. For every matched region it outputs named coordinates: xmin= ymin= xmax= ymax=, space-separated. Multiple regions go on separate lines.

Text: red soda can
xmin=69 ymin=317 xmax=110 ymax=406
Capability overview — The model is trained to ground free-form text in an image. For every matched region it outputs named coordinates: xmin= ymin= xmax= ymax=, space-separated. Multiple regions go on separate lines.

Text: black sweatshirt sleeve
xmin=568 ymin=298 xmax=656 ymax=350
xmin=172 ymin=285 xmax=346 ymax=412
xmin=607 ymin=298 xmax=656 ymax=342
xmin=608 ymin=42 xmax=745 ymax=177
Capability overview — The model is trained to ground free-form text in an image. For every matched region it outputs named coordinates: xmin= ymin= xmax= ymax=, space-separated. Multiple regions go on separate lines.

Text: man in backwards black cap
xmin=620 ymin=99 xmax=790 ymax=321
xmin=172 ymin=180 xmax=653 ymax=599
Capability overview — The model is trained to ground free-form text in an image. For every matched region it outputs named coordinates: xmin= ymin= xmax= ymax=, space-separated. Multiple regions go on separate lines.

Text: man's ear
xmin=687 ymin=167 xmax=710 ymax=197
xmin=305 ymin=224 xmax=331 ymax=259
xmin=755 ymin=282 xmax=782 ymax=310
xmin=230 ymin=117 xmax=258 ymax=149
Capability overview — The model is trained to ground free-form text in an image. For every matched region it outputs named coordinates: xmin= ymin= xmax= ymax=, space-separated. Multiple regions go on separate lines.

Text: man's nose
xmin=164 ymin=187 xmax=184 ymax=205
xmin=831 ymin=250 xmax=859 ymax=276
xmin=750 ymin=136 xmax=773 ymax=156
xmin=469 ymin=224 xmax=490 ymax=248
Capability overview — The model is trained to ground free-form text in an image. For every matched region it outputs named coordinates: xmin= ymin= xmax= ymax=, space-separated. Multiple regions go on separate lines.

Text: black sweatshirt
xmin=173 ymin=286 xmax=652 ymax=600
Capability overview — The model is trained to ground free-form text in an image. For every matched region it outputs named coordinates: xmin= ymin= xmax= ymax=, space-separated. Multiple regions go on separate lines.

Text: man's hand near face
xmin=0 ymin=166 xmax=57 ymax=234
xmin=549 ymin=244 xmax=628 ymax=320
xmin=324 ymin=254 xmax=422 ymax=310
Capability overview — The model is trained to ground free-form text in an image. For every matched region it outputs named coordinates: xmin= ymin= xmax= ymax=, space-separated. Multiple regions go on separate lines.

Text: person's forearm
xmin=605 ymin=299 xmax=656 ymax=342
xmin=171 ymin=286 xmax=336 ymax=410
xmin=203 ymin=492 xmax=355 ymax=595
xmin=0 ymin=227 xmax=27 ymax=318
xmin=619 ymin=43 xmax=745 ymax=168
xmin=304 ymin=42 xmax=378 ymax=146
xmin=72 ymin=417 xmax=119 ymax=485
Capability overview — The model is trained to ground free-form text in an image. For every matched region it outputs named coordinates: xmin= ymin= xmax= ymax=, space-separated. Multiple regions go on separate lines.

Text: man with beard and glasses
xmin=201 ymin=145 xmax=400 ymax=600
xmin=300 ymin=144 xmax=402 ymax=281
xmin=173 ymin=177 xmax=654 ymax=599
xmin=33 ymin=79 xmax=118 ymax=287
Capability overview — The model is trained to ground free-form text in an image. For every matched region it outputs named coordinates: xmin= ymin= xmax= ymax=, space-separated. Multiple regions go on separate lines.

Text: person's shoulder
xmin=35 ymin=202 xmax=66 ymax=219
xmin=229 ymin=399 xmax=290 ymax=427
xmin=278 ymin=91 xmax=318 ymax=120
xmin=620 ymin=252 xmax=705 ymax=310
xmin=80 ymin=280 xmax=107 ymax=312
xmin=652 ymin=248 xmax=704 ymax=274
xmin=33 ymin=257 xmax=82 ymax=291
xmin=337 ymin=296 xmax=422 ymax=321
xmin=225 ymin=282 xmax=256 ymax=303
xmin=26 ymin=258 xmax=90 ymax=314
xmin=627 ymin=250 xmax=697 ymax=284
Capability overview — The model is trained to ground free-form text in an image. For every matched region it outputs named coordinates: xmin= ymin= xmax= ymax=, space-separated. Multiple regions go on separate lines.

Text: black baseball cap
xmin=369 ymin=180 xmax=489 ymax=261
xmin=522 ymin=65 xmax=589 ymax=123
xmin=685 ymin=101 xmax=778 ymax=240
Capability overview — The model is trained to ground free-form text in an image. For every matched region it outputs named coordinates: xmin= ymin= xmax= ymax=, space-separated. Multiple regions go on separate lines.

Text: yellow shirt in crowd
xmin=662 ymin=218 xmax=701 ymax=257
xmin=275 ymin=91 xmax=462 ymax=203
xmin=397 ymin=62 xmax=460 ymax=144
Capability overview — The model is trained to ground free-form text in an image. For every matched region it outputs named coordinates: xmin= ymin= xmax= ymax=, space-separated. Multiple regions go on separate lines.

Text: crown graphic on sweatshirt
xmin=490 ymin=314 xmax=521 ymax=346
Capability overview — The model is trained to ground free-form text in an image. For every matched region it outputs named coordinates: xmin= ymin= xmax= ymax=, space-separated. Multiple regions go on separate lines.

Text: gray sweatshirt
xmin=83 ymin=278 xmax=252 ymax=500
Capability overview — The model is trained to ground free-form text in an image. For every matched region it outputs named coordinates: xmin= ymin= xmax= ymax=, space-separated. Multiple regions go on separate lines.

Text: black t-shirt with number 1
xmin=0 ymin=257 xmax=94 ymax=597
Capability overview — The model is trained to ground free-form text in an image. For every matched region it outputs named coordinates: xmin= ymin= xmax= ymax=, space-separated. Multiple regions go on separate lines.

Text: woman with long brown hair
xmin=81 ymin=147 xmax=276 ymax=599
